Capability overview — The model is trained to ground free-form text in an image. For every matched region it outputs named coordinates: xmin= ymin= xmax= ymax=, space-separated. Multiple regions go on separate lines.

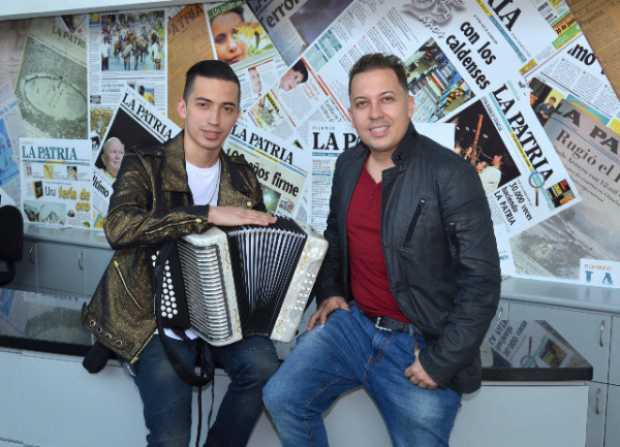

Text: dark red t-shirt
xmin=347 ymin=163 xmax=410 ymax=323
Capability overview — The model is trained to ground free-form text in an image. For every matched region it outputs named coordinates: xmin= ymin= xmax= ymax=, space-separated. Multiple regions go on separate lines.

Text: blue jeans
xmin=133 ymin=334 xmax=279 ymax=447
xmin=263 ymin=306 xmax=461 ymax=447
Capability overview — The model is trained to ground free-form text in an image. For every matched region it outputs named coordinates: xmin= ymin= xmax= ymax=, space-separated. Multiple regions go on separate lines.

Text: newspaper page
xmin=88 ymin=9 xmax=168 ymax=153
xmin=0 ymin=19 xmax=30 ymax=90
xmin=92 ymin=85 xmax=181 ymax=229
xmin=15 ymin=16 xmax=88 ymax=140
xmin=308 ymin=121 xmax=358 ymax=232
xmin=524 ymin=34 xmax=620 ymax=125
xmin=0 ymin=83 xmax=24 ymax=206
xmin=205 ymin=1 xmax=287 ymax=111
xmin=477 ymin=0 xmax=580 ymax=77
xmin=511 ymin=97 xmax=620 ymax=286
xmin=487 ymin=320 xmax=581 ymax=368
xmin=567 ymin=0 xmax=620 ymax=98
xmin=167 ymin=4 xmax=214 ymax=127
xmin=20 ymin=137 xmax=92 ymax=229
xmin=247 ymin=0 xmax=354 ymax=65
xmin=224 ymin=121 xmax=307 ymax=216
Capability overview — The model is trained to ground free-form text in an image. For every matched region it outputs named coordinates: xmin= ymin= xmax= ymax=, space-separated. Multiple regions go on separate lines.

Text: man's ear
xmin=407 ymin=95 xmax=415 ymax=118
xmin=177 ymin=98 xmax=187 ymax=121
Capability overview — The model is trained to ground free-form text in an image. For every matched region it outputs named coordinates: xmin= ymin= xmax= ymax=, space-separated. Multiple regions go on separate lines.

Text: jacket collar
xmin=354 ymin=123 xmax=420 ymax=167
xmin=159 ymin=131 xmax=253 ymax=201
xmin=391 ymin=123 xmax=420 ymax=166
xmin=160 ymin=131 xmax=190 ymax=193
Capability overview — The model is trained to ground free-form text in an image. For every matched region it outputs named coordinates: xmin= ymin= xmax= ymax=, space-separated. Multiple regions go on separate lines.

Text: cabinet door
xmin=588 ymin=383 xmax=607 ymax=447
xmin=606 ymin=385 xmax=620 ymax=447
xmin=610 ymin=317 xmax=620 ymax=386
xmin=82 ymin=247 xmax=113 ymax=296
xmin=11 ymin=240 xmax=38 ymax=291
xmin=509 ymin=302 xmax=611 ymax=383
xmin=37 ymin=243 xmax=84 ymax=295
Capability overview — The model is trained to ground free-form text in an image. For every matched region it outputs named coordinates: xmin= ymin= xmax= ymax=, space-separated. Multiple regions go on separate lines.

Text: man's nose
xmin=369 ymin=101 xmax=383 ymax=119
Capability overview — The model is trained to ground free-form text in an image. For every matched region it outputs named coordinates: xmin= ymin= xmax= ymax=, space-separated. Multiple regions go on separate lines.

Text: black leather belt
xmin=369 ymin=315 xmax=416 ymax=334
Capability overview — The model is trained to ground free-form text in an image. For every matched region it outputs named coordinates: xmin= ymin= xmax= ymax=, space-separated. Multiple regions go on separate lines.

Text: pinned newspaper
xmin=20 ymin=138 xmax=92 ymax=228
xmin=206 ymin=1 xmax=287 ymax=111
xmin=512 ymin=97 xmax=620 ymax=286
xmin=92 ymin=85 xmax=181 ymax=229
xmin=224 ymin=121 xmax=307 ymax=217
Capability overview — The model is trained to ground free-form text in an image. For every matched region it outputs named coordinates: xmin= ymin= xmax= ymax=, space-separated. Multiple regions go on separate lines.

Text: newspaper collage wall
xmin=0 ymin=0 xmax=618 ymax=288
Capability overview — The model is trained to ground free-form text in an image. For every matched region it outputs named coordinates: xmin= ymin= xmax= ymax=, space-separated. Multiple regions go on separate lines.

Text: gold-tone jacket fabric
xmin=81 ymin=132 xmax=264 ymax=362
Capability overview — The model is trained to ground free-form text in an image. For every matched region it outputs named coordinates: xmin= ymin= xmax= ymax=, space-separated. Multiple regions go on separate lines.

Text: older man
xmin=264 ymin=53 xmax=500 ymax=447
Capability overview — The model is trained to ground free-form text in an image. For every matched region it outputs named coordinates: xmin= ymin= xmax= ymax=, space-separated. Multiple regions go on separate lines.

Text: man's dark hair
xmin=291 ymin=60 xmax=309 ymax=83
xmin=348 ymin=53 xmax=408 ymax=96
xmin=183 ymin=59 xmax=241 ymax=102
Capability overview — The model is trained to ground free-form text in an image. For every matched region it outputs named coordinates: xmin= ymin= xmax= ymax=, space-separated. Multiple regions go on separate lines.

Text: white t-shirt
xmin=162 ymin=159 xmax=220 ymax=341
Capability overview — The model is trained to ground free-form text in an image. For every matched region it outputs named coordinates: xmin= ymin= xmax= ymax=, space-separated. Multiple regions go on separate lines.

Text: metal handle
xmin=28 ymin=246 xmax=35 ymax=264
xmin=595 ymin=388 xmax=602 ymax=415
xmin=600 ymin=320 xmax=606 ymax=348
xmin=78 ymin=252 xmax=84 ymax=271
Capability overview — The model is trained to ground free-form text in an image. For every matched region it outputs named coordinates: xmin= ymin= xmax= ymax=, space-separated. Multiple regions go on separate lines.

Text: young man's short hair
xmin=348 ymin=53 xmax=408 ymax=96
xmin=292 ymin=60 xmax=309 ymax=83
xmin=183 ymin=59 xmax=241 ymax=102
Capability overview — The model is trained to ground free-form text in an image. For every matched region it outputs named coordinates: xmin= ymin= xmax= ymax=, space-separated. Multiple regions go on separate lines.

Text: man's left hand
xmin=405 ymin=358 xmax=438 ymax=389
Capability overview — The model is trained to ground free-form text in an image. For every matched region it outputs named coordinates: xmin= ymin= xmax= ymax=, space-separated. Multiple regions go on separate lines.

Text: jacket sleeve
xmin=418 ymin=160 xmax=501 ymax=387
xmin=314 ymin=155 xmax=346 ymax=304
xmin=104 ymin=152 xmax=212 ymax=249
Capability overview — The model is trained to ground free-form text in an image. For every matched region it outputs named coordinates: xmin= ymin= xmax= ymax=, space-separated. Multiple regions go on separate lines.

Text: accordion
xmin=152 ymin=217 xmax=327 ymax=346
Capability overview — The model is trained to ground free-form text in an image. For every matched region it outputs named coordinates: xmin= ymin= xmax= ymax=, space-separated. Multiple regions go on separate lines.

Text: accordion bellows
xmin=175 ymin=218 xmax=327 ymax=346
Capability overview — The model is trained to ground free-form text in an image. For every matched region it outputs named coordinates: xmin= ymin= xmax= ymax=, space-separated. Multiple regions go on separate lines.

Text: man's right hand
xmin=307 ymin=296 xmax=349 ymax=330
xmin=207 ymin=206 xmax=276 ymax=227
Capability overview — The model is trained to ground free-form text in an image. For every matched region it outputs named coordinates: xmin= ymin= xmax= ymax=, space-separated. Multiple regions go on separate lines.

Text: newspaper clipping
xmin=247 ymin=0 xmax=353 ymax=65
xmin=206 ymin=1 xmax=287 ymax=111
xmin=20 ymin=137 xmax=92 ymax=228
xmin=16 ymin=16 xmax=88 ymax=140
xmin=225 ymin=121 xmax=307 ymax=216
xmin=487 ymin=319 xmax=582 ymax=368
xmin=511 ymin=98 xmax=620 ymax=285
xmin=167 ymin=4 xmax=214 ymax=127
xmin=92 ymin=85 xmax=180 ymax=229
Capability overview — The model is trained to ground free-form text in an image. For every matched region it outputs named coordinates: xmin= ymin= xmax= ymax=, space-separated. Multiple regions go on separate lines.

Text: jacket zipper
xmin=403 ymin=199 xmax=426 ymax=244
xmin=113 ymin=260 xmax=145 ymax=311
xmin=129 ymin=330 xmax=155 ymax=364
xmin=144 ymin=217 xmax=204 ymax=235
xmin=447 ymin=221 xmax=459 ymax=263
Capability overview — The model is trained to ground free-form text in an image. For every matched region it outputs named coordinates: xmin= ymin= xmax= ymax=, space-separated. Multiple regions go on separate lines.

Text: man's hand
xmin=207 ymin=206 xmax=276 ymax=227
xmin=307 ymin=296 xmax=349 ymax=330
xmin=405 ymin=357 xmax=438 ymax=389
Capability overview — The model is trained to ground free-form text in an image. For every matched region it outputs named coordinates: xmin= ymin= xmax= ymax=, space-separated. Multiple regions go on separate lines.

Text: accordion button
xmin=246 ymin=201 xmax=252 ymax=208
xmin=161 ymin=305 xmax=166 ymax=311
xmin=173 ymin=310 xmax=178 ymax=315
xmin=165 ymin=272 xmax=171 ymax=278
xmin=172 ymin=303 xmax=177 ymax=308
xmin=165 ymin=265 xmax=170 ymax=271
xmin=151 ymin=255 xmax=157 ymax=261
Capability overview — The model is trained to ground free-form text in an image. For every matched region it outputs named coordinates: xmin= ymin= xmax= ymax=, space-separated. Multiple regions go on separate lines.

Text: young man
xmin=83 ymin=60 xmax=279 ymax=447
xmin=263 ymin=53 xmax=500 ymax=446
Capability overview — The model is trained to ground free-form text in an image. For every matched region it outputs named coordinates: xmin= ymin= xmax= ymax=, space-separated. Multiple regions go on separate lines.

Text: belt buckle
xmin=374 ymin=317 xmax=392 ymax=332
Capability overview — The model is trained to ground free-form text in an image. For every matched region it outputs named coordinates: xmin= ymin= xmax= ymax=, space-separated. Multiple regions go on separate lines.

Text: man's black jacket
xmin=315 ymin=124 xmax=501 ymax=394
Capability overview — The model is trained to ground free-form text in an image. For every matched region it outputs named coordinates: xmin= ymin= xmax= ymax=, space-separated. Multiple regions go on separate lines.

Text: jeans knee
xmin=262 ymin=376 xmax=286 ymax=416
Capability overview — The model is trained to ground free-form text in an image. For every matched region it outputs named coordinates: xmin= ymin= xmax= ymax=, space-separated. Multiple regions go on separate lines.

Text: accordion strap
xmin=153 ymin=239 xmax=213 ymax=387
